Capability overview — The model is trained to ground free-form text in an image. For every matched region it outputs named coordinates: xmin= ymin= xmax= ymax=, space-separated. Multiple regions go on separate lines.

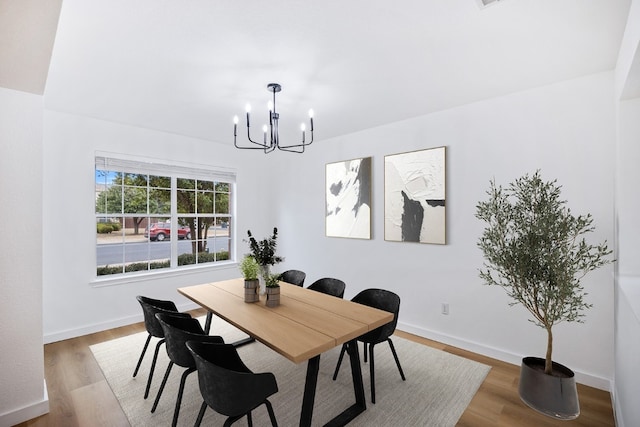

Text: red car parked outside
xmin=144 ymin=222 xmax=191 ymax=241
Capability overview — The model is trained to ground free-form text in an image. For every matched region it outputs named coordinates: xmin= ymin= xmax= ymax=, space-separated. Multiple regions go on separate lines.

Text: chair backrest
xmin=136 ymin=295 xmax=185 ymax=338
xmin=156 ymin=313 xmax=223 ymax=368
xmin=352 ymin=288 xmax=401 ymax=344
xmin=186 ymin=341 xmax=278 ymax=418
xmin=307 ymin=277 xmax=346 ymax=298
xmin=280 ymin=269 xmax=306 ymax=287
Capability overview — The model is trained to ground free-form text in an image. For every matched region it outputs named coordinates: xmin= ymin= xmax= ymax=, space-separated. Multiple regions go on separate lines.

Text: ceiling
xmin=17 ymin=0 xmax=636 ymax=145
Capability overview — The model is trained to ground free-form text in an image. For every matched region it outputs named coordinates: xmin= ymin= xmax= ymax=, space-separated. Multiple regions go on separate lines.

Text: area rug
xmin=90 ymin=316 xmax=490 ymax=427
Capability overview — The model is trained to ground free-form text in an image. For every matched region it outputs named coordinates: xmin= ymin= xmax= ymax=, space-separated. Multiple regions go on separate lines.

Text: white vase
xmin=258 ymin=264 xmax=270 ymax=295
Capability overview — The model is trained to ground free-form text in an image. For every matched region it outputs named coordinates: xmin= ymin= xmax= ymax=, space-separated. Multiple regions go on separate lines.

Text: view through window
xmin=95 ymin=156 xmax=234 ymax=277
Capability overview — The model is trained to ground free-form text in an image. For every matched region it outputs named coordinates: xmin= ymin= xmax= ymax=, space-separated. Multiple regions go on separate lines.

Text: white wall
xmin=613 ymin=1 xmax=640 ymax=424
xmin=615 ymin=277 xmax=640 ymax=427
xmin=272 ymin=72 xmax=617 ymax=390
xmin=0 ymin=88 xmax=48 ymax=425
xmin=614 ymin=94 xmax=640 ymax=427
xmin=41 ymin=111 xmax=275 ymax=342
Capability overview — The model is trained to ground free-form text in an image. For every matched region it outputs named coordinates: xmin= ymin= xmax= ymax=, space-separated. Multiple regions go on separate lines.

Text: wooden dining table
xmin=178 ymin=278 xmax=393 ymax=427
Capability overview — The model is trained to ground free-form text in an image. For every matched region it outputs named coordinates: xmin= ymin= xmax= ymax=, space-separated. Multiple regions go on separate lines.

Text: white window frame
xmin=93 ymin=153 xmax=237 ymax=284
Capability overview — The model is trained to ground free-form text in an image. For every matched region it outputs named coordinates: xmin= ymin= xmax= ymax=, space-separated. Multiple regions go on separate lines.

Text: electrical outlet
xmin=441 ymin=303 xmax=449 ymax=315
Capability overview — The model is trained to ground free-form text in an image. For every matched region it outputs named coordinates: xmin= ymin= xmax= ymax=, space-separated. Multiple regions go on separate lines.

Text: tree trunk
xmin=545 ymin=327 xmax=553 ymax=375
xmin=133 ymin=217 xmax=144 ymax=235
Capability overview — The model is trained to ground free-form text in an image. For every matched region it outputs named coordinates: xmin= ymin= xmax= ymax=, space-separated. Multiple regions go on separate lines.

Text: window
xmin=95 ymin=155 xmax=235 ymax=277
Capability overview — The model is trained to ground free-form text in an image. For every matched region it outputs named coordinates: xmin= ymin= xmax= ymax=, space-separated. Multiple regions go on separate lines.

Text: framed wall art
xmin=325 ymin=156 xmax=372 ymax=239
xmin=384 ymin=146 xmax=446 ymax=244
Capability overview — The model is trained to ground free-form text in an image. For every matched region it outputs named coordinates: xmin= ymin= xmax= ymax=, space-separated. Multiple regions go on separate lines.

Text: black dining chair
xmin=151 ymin=313 xmax=225 ymax=427
xmin=332 ymin=288 xmax=405 ymax=403
xmin=279 ymin=269 xmax=306 ymax=287
xmin=307 ymin=277 xmax=346 ymax=298
xmin=186 ymin=341 xmax=279 ymax=427
xmin=134 ymin=295 xmax=191 ymax=399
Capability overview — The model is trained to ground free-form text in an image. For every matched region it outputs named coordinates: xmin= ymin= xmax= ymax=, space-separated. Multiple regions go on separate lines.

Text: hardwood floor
xmin=18 ymin=309 xmax=615 ymax=427
xmin=394 ymin=331 xmax=616 ymax=427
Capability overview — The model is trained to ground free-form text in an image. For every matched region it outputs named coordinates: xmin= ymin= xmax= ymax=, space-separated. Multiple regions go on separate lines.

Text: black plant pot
xmin=518 ymin=356 xmax=579 ymax=420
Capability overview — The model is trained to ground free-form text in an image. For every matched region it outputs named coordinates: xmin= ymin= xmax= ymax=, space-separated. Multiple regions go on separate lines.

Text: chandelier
xmin=233 ymin=83 xmax=314 ymax=153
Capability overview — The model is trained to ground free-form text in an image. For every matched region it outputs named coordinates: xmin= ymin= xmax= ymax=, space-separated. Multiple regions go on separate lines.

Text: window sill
xmin=90 ymin=261 xmax=238 ymax=287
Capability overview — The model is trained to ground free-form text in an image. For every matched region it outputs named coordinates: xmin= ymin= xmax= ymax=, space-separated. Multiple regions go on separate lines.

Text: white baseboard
xmin=397 ymin=321 xmax=613 ymax=391
xmin=0 ymin=380 xmax=49 ymax=427
xmin=44 ymin=301 xmax=199 ymax=344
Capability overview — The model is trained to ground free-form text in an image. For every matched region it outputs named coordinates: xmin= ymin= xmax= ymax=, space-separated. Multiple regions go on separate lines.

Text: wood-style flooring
xmin=17 ymin=308 xmax=615 ymax=427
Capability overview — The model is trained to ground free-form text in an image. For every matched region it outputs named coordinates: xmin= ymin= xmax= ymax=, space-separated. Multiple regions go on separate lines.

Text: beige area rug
xmin=90 ymin=316 xmax=490 ymax=427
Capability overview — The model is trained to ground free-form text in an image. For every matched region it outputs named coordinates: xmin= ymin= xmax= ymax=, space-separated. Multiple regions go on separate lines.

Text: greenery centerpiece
xmin=247 ymin=227 xmax=284 ymax=294
xmin=239 ymin=255 xmax=260 ymax=302
xmin=475 ymin=170 xmax=612 ymax=419
xmin=264 ymin=273 xmax=282 ymax=307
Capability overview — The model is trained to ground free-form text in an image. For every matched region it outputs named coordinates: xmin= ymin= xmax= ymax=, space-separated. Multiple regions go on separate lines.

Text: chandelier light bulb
xmin=233 ymin=115 xmax=239 ymax=124
xmin=308 ymin=109 xmax=314 ymax=118
xmin=301 ymin=123 xmax=306 ymax=131
xmin=245 ymin=103 xmax=252 ymax=113
xmin=268 ymin=101 xmax=273 ymax=112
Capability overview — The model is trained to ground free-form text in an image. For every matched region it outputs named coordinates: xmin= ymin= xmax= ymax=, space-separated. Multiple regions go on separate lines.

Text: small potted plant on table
xmin=265 ymin=273 xmax=281 ymax=307
xmin=239 ymin=255 xmax=260 ymax=303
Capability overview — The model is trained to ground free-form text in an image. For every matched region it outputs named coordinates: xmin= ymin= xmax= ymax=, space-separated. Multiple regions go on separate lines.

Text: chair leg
xmin=133 ymin=334 xmax=152 ymax=377
xmin=223 ymin=415 xmax=242 ymax=427
xmin=171 ymin=368 xmax=196 ymax=427
xmin=332 ymin=344 xmax=347 ymax=380
xmin=151 ymin=361 xmax=173 ymax=413
xmin=265 ymin=399 xmax=278 ymax=427
xmin=369 ymin=343 xmax=376 ymax=404
xmin=387 ymin=338 xmax=406 ymax=380
xmin=363 ymin=342 xmax=368 ymax=363
xmin=247 ymin=411 xmax=253 ymax=427
xmin=194 ymin=401 xmax=207 ymax=427
xmin=204 ymin=311 xmax=213 ymax=334
xmin=144 ymin=338 xmax=166 ymax=399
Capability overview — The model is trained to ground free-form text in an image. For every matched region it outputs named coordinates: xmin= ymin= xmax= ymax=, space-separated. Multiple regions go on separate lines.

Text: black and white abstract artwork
xmin=384 ymin=146 xmax=446 ymax=244
xmin=325 ymin=157 xmax=372 ymax=239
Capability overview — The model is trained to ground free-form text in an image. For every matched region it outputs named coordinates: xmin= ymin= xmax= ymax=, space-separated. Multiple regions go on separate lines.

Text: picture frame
xmin=384 ymin=146 xmax=446 ymax=244
xmin=325 ymin=157 xmax=372 ymax=239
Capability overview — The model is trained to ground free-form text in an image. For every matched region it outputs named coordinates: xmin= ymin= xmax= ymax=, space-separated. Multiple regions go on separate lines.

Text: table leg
xmin=300 ymin=355 xmax=320 ymax=427
xmin=205 ymin=311 xmax=255 ymax=347
xmin=323 ymin=339 xmax=367 ymax=427
xmin=299 ymin=340 xmax=367 ymax=427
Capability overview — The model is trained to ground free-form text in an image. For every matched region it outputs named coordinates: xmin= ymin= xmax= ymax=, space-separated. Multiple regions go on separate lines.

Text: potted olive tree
xmin=239 ymin=255 xmax=260 ymax=302
xmin=475 ymin=171 xmax=612 ymax=419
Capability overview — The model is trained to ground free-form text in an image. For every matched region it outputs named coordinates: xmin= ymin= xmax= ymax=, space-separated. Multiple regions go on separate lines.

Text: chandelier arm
xmin=272 ymin=114 xmax=279 ymax=148
xmin=246 ymin=122 xmax=271 ymax=148
xmin=234 ymin=119 xmax=272 ymax=150
xmin=234 ymin=129 xmax=272 ymax=150
xmin=234 ymin=141 xmax=270 ymax=150
xmin=234 ymin=136 xmax=271 ymax=150
xmin=277 ymin=130 xmax=313 ymax=151
xmin=277 ymin=145 xmax=306 ymax=153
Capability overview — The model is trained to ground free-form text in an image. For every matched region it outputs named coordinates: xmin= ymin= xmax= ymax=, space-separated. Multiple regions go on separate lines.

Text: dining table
xmin=178 ymin=278 xmax=393 ymax=427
